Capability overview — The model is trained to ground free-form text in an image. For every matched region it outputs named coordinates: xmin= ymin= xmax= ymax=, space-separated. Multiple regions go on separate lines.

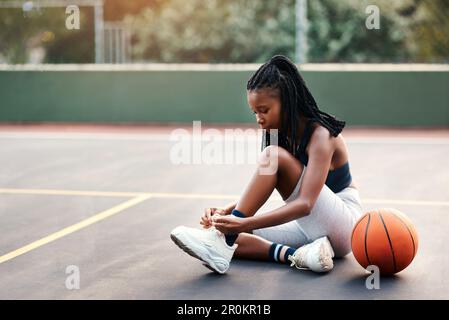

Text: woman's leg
xmin=234 ymin=233 xmax=292 ymax=264
xmin=231 ymin=147 xmax=305 ymax=261
xmin=234 ymin=212 xmax=309 ymax=261
xmin=234 ymin=233 xmax=272 ymax=260
xmin=293 ymin=186 xmax=362 ymax=258
xmin=170 ymin=146 xmax=305 ymax=273
xmin=235 ymin=145 xmax=304 ymax=217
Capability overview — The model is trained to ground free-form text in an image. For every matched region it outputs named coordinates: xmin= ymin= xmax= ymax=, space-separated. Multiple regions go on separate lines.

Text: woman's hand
xmin=212 ymin=215 xmax=250 ymax=234
xmin=200 ymin=207 xmax=229 ymax=229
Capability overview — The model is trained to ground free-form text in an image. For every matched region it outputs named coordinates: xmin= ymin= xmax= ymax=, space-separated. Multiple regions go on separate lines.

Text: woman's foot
xmin=287 ymin=236 xmax=335 ymax=273
xmin=170 ymin=226 xmax=237 ymax=274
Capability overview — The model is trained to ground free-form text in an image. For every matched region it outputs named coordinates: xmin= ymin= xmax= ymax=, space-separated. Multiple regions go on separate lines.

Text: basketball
xmin=351 ymin=208 xmax=418 ymax=275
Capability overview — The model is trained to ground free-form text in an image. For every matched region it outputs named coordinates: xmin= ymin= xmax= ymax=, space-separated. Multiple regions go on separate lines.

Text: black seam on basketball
xmin=378 ymin=211 xmax=397 ymax=273
xmin=391 ymin=213 xmax=416 ymax=256
xmin=364 ymin=213 xmax=371 ymax=266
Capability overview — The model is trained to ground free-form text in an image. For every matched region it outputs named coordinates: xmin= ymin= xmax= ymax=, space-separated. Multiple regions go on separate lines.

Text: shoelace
xmin=287 ymin=249 xmax=309 ymax=270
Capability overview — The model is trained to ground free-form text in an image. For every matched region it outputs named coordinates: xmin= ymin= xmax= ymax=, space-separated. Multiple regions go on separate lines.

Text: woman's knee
xmin=261 ymin=145 xmax=290 ymax=159
xmin=259 ymin=145 xmax=300 ymax=172
xmin=258 ymin=145 xmax=283 ymax=175
xmin=260 ymin=146 xmax=303 ymax=198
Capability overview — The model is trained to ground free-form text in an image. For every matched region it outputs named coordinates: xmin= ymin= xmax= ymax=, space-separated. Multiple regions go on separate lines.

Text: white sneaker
xmin=287 ymin=236 xmax=335 ymax=273
xmin=170 ymin=226 xmax=237 ymax=274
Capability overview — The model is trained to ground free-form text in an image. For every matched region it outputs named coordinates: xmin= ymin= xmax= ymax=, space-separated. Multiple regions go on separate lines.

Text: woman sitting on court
xmin=171 ymin=55 xmax=363 ymax=274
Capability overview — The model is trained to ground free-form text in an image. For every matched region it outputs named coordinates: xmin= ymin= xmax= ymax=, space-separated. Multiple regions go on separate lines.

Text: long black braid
xmin=247 ymin=55 xmax=346 ymax=157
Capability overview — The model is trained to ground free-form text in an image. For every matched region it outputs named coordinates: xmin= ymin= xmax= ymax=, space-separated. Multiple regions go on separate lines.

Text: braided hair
xmin=247 ymin=55 xmax=345 ymax=156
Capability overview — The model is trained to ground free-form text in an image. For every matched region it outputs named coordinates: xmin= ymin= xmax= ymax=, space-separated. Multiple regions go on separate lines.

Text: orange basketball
xmin=351 ymin=208 xmax=418 ymax=275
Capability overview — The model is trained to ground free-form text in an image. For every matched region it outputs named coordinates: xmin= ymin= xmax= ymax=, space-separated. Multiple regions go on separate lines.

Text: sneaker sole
xmin=315 ymin=238 xmax=335 ymax=273
xmin=170 ymin=231 xmax=228 ymax=274
xmin=317 ymin=244 xmax=333 ymax=272
xmin=293 ymin=237 xmax=335 ymax=273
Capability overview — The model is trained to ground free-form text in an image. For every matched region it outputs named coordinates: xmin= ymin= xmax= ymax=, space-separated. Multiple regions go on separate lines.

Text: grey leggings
xmin=253 ymin=167 xmax=364 ymax=258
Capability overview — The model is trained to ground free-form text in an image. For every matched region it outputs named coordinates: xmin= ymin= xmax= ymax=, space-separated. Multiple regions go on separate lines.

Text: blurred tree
xmin=338 ymin=0 xmax=449 ymax=63
xmin=0 ymin=0 xmax=163 ymax=63
xmin=0 ymin=5 xmax=93 ymax=63
xmin=44 ymin=8 xmax=94 ymax=63
xmin=307 ymin=0 xmax=410 ymax=62
xmin=104 ymin=0 xmax=163 ymax=21
xmin=125 ymin=0 xmax=296 ymax=63
xmin=126 ymin=0 xmax=447 ymax=63
xmin=396 ymin=0 xmax=449 ymax=62
xmin=0 ymin=0 xmax=447 ymax=63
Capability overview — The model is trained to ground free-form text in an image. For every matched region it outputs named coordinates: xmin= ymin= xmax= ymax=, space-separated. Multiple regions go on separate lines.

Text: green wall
xmin=0 ymin=67 xmax=448 ymax=126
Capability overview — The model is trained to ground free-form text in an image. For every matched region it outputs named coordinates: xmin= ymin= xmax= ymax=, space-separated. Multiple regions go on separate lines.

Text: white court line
xmin=1 ymin=132 xmax=449 ymax=145
xmin=0 ymin=188 xmax=448 ymax=206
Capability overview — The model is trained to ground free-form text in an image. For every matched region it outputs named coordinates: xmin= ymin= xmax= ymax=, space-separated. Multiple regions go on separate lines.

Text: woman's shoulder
xmin=309 ymin=121 xmax=350 ymax=165
xmin=307 ymin=121 xmax=342 ymax=155
xmin=309 ymin=121 xmax=335 ymax=141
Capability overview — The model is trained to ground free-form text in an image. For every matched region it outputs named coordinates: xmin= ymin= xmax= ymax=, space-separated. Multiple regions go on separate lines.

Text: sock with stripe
xmin=269 ymin=243 xmax=296 ymax=264
xmin=224 ymin=209 xmax=246 ymax=247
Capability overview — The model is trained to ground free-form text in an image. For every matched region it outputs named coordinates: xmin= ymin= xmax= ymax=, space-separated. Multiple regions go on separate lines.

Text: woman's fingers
xmin=216 ymin=208 xmax=227 ymax=215
xmin=205 ymin=207 xmax=217 ymax=219
xmin=201 ymin=208 xmax=212 ymax=226
xmin=201 ymin=207 xmax=228 ymax=229
xmin=213 ymin=223 xmax=225 ymax=233
xmin=202 ymin=214 xmax=211 ymax=223
xmin=200 ymin=218 xmax=211 ymax=228
xmin=201 ymin=208 xmax=220 ymax=228
xmin=201 ymin=222 xmax=211 ymax=229
xmin=212 ymin=216 xmax=228 ymax=224
xmin=204 ymin=208 xmax=210 ymax=219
